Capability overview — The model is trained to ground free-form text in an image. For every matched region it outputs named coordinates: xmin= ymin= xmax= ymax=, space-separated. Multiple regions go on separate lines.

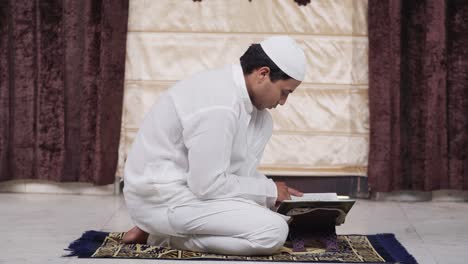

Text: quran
xmin=277 ymin=192 xmax=355 ymax=223
xmin=277 ymin=193 xmax=356 ymax=251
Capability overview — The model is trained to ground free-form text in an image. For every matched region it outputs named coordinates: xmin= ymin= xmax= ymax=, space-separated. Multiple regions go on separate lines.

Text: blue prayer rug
xmin=65 ymin=231 xmax=417 ymax=263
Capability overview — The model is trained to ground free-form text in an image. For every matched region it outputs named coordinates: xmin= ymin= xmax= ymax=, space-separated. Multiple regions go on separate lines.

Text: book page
xmin=289 ymin=192 xmax=338 ymax=201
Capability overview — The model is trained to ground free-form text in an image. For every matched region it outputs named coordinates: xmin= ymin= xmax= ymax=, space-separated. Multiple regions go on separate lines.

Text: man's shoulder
xmin=168 ymin=65 xmax=239 ymax=117
xmin=176 ymin=65 xmax=232 ymax=87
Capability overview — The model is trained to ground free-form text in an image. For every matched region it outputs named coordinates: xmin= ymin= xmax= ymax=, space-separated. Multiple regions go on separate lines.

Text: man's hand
xmin=275 ymin=181 xmax=303 ymax=204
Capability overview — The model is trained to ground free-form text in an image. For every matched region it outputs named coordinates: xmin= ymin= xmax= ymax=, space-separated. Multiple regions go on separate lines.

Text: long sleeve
xmin=254 ymin=150 xmax=277 ymax=209
xmin=182 ymin=106 xmax=277 ymax=207
xmin=251 ymin=111 xmax=277 ymax=208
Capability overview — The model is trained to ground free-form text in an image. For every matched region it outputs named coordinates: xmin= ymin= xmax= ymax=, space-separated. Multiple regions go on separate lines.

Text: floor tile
xmin=1 ymin=193 xmax=467 ymax=264
xmin=424 ymin=243 xmax=468 ymax=264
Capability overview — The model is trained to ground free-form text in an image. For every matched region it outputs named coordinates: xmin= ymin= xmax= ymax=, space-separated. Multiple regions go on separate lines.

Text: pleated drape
xmin=368 ymin=0 xmax=468 ymax=192
xmin=0 ymin=0 xmax=129 ymax=184
xmin=119 ymin=0 xmax=369 ymax=178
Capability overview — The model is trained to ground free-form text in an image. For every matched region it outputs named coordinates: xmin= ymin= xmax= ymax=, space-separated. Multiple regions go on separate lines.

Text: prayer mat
xmin=65 ymin=231 xmax=417 ymax=263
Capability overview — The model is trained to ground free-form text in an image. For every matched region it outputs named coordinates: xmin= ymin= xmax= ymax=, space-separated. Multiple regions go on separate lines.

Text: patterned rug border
xmin=64 ymin=231 xmax=417 ymax=263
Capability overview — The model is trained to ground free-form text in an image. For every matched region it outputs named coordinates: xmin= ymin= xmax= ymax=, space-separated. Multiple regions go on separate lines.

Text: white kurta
xmin=123 ymin=64 xmax=286 ymax=254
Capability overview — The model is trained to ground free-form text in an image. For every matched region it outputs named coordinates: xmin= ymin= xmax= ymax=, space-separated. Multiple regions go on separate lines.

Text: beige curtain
xmin=118 ymin=0 xmax=369 ymax=178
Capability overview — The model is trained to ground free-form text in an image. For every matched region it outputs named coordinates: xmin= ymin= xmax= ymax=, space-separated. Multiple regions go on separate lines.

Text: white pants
xmin=146 ymin=200 xmax=290 ymax=255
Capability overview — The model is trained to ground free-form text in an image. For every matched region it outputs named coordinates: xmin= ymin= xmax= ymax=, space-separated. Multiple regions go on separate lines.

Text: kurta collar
xmin=232 ymin=64 xmax=254 ymax=115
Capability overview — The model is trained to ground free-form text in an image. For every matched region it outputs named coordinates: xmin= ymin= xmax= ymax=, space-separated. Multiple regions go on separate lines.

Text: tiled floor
xmin=1 ymin=193 xmax=467 ymax=264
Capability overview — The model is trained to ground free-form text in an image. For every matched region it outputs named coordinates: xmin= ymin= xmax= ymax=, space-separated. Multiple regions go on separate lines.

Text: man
xmin=122 ymin=36 xmax=306 ymax=255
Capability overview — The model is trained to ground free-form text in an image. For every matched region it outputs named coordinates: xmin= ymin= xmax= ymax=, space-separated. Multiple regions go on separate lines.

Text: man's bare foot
xmin=122 ymin=226 xmax=149 ymax=244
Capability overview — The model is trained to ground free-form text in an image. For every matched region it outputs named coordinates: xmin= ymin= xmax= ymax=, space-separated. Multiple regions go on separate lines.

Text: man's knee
xmin=249 ymin=215 xmax=289 ymax=254
xmin=267 ymin=217 xmax=289 ymax=252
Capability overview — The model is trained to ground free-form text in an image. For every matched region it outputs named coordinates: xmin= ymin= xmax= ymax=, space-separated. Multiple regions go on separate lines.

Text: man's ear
xmin=257 ymin=66 xmax=270 ymax=81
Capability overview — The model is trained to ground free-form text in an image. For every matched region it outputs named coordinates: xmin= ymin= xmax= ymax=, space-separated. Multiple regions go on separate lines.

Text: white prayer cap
xmin=260 ymin=36 xmax=306 ymax=81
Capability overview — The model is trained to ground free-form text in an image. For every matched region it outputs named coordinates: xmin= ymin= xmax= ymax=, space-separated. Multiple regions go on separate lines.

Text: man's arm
xmin=252 ymin=111 xmax=303 ymax=207
xmin=182 ymin=106 xmax=277 ymax=207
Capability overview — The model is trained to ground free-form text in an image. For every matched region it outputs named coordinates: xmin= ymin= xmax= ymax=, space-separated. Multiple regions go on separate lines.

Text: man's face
xmin=250 ymin=67 xmax=302 ymax=110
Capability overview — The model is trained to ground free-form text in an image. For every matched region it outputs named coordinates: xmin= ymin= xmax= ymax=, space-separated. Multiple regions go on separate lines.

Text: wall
xmin=118 ymin=0 xmax=369 ymax=178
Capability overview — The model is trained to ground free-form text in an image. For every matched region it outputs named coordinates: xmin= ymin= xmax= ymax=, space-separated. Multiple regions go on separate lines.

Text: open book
xmin=277 ymin=193 xmax=355 ymax=226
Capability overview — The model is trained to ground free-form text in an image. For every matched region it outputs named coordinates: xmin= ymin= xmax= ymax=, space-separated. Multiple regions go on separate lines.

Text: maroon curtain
xmin=0 ymin=0 xmax=129 ymax=185
xmin=368 ymin=0 xmax=468 ymax=192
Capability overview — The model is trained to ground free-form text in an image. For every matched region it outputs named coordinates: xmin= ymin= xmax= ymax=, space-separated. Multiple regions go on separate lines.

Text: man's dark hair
xmin=240 ymin=44 xmax=291 ymax=82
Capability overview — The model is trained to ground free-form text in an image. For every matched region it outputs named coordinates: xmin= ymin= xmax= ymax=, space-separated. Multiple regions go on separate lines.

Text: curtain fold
xmin=0 ymin=0 xmax=129 ymax=185
xmin=368 ymin=0 xmax=468 ymax=192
